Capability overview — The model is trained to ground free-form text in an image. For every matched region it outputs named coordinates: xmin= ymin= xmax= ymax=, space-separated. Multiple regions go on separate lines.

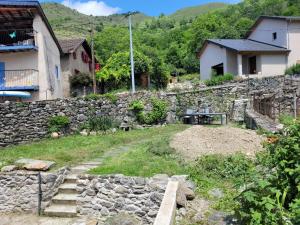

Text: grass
xmin=0 ymin=124 xmax=188 ymax=170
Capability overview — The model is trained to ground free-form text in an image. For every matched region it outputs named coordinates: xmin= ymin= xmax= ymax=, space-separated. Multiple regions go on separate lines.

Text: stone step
xmin=52 ymin=193 xmax=78 ymax=205
xmin=64 ymin=174 xmax=77 ymax=183
xmin=59 ymin=183 xmax=77 ymax=194
xmin=82 ymin=161 xmax=101 ymax=166
xmin=44 ymin=204 xmax=77 ymax=217
xmin=71 ymin=165 xmax=98 ymax=174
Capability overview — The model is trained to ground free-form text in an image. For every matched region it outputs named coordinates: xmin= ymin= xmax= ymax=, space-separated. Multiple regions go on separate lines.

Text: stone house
xmin=0 ymin=0 xmax=63 ymax=101
xmin=59 ymin=38 xmax=97 ymax=97
xmin=199 ymin=16 xmax=300 ymax=80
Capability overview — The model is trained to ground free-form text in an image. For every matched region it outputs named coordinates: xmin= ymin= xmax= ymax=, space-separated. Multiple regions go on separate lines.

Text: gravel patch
xmin=170 ymin=125 xmax=264 ymax=160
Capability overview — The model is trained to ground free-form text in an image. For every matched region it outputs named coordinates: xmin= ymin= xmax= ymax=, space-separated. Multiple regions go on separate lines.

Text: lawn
xmin=90 ymin=140 xmax=187 ymax=177
xmin=0 ymin=124 xmax=188 ymax=170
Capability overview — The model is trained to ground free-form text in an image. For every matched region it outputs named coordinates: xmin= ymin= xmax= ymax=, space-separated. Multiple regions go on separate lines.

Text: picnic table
xmin=183 ymin=112 xmax=228 ymax=125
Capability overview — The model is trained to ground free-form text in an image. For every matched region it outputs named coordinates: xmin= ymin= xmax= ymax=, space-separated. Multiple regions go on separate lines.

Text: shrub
xmin=205 ymin=73 xmax=234 ymax=86
xmin=130 ymin=98 xmax=168 ymax=125
xmin=48 ymin=116 xmax=70 ymax=133
xmin=146 ymin=138 xmax=173 ymax=156
xmin=236 ymin=119 xmax=300 ymax=224
xmin=70 ymin=72 xmax=92 ymax=87
xmin=285 ymin=64 xmax=300 ymax=75
xmin=85 ymin=115 xmax=118 ymax=132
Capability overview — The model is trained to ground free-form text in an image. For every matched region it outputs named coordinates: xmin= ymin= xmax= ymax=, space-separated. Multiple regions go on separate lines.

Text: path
xmin=44 ymin=143 xmax=135 ymax=217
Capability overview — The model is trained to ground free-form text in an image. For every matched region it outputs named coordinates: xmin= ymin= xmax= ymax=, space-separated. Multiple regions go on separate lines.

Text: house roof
xmin=198 ymin=39 xmax=289 ymax=58
xmin=59 ymin=38 xmax=99 ymax=63
xmin=0 ymin=0 xmax=63 ymax=54
xmin=59 ymin=39 xmax=86 ymax=54
xmin=245 ymin=16 xmax=300 ymax=38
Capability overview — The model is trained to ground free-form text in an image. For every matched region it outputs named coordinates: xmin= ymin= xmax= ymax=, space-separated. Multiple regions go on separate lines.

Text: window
xmin=73 ymin=52 xmax=77 ymax=60
xmin=272 ymin=32 xmax=277 ymax=40
xmin=55 ymin=65 xmax=59 ymax=79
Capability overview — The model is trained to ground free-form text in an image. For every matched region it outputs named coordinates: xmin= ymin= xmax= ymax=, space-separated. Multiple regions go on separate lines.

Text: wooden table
xmin=183 ymin=112 xmax=227 ymax=125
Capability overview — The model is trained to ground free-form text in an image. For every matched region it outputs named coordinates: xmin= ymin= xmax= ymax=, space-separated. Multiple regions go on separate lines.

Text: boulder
xmin=178 ymin=182 xmax=195 ymax=200
xmin=51 ymin=132 xmax=59 ymax=139
xmin=176 ymin=187 xmax=187 ymax=208
xmin=1 ymin=165 xmax=17 ymax=172
xmin=15 ymin=158 xmax=55 ymax=171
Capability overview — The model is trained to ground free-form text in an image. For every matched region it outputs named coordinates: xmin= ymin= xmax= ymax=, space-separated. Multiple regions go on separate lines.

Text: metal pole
xmin=90 ymin=18 xmax=96 ymax=94
xmin=129 ymin=15 xmax=135 ymax=94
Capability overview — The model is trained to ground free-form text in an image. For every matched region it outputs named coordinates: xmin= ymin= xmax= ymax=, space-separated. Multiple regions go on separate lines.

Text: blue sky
xmin=40 ymin=0 xmax=240 ymax=16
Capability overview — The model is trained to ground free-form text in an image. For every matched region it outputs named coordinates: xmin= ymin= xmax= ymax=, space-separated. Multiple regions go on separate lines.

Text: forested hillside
xmin=43 ymin=0 xmax=300 ymax=90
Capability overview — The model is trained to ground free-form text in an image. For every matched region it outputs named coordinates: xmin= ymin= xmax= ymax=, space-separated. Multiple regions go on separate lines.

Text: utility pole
xmin=125 ymin=12 xmax=138 ymax=94
xmin=90 ymin=16 xmax=96 ymax=94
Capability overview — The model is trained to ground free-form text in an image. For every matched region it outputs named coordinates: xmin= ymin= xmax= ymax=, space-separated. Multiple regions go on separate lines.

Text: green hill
xmin=41 ymin=2 xmax=150 ymax=38
xmin=169 ymin=2 xmax=227 ymax=20
xmin=42 ymin=2 xmax=227 ymax=39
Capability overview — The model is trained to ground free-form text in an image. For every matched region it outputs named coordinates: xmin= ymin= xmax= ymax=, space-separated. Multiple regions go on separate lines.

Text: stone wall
xmin=77 ymin=174 xmax=166 ymax=224
xmin=0 ymin=75 xmax=299 ymax=147
xmin=0 ymin=167 xmax=69 ymax=213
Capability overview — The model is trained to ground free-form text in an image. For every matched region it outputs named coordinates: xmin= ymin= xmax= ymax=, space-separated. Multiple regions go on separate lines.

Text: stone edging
xmin=154 ymin=180 xmax=179 ymax=225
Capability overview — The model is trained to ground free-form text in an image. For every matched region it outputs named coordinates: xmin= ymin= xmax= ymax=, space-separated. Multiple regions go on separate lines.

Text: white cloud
xmin=62 ymin=0 xmax=121 ymax=16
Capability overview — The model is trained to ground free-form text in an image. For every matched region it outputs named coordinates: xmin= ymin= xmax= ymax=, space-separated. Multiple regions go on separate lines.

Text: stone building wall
xmin=77 ymin=174 xmax=166 ymax=224
xmin=0 ymin=167 xmax=69 ymax=213
xmin=0 ymin=75 xmax=298 ymax=147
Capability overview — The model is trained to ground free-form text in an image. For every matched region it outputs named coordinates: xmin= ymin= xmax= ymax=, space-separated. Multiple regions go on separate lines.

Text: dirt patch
xmin=170 ymin=125 xmax=264 ymax=160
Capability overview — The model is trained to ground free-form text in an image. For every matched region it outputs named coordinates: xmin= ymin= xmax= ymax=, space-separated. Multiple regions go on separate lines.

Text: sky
xmin=39 ymin=0 xmax=240 ymax=17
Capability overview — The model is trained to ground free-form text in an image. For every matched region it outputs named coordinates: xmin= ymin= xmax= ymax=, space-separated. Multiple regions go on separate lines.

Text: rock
xmin=90 ymin=131 xmax=97 ymax=136
xmin=1 ymin=165 xmax=17 ymax=172
xmin=208 ymin=188 xmax=224 ymax=199
xmin=51 ymin=132 xmax=59 ymax=139
xmin=178 ymin=182 xmax=195 ymax=200
xmin=148 ymin=210 xmax=157 ymax=217
xmin=104 ymin=212 xmax=142 ymax=225
xmin=15 ymin=158 xmax=55 ymax=171
xmin=100 ymin=207 xmax=110 ymax=216
xmin=176 ymin=187 xmax=187 ymax=208
xmin=80 ymin=130 xmax=88 ymax=136
xmin=114 ymin=185 xmax=128 ymax=194
xmin=149 ymin=174 xmax=169 ymax=191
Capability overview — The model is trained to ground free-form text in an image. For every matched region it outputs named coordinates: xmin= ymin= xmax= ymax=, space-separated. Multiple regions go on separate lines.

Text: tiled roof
xmin=207 ymin=39 xmax=289 ymax=52
xmin=59 ymin=39 xmax=85 ymax=54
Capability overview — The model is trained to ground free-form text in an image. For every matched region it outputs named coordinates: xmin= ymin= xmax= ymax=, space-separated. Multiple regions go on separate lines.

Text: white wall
xmin=249 ymin=18 xmax=288 ymax=48
xmin=287 ymin=21 xmax=300 ymax=67
xmin=0 ymin=52 xmax=37 ymax=70
xmin=226 ymin=49 xmax=238 ymax=75
xmin=33 ymin=15 xmax=62 ymax=101
xmin=200 ymin=43 xmax=226 ymax=80
xmin=261 ymin=54 xmax=287 ymax=76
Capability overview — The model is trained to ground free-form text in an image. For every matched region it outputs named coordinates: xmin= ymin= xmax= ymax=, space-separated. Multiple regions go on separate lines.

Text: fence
xmin=0 ymin=69 xmax=39 ymax=89
xmin=0 ymin=29 xmax=36 ymax=47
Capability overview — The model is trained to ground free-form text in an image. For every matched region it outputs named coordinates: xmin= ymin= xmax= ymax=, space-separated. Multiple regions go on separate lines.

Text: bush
xmin=285 ymin=64 xmax=300 ymax=75
xmin=70 ymin=72 xmax=92 ymax=87
xmin=130 ymin=98 xmax=168 ymax=125
xmin=205 ymin=73 xmax=234 ymax=86
xmin=48 ymin=116 xmax=70 ymax=133
xmin=84 ymin=115 xmax=118 ymax=132
xmin=146 ymin=138 xmax=173 ymax=156
xmin=236 ymin=119 xmax=300 ymax=224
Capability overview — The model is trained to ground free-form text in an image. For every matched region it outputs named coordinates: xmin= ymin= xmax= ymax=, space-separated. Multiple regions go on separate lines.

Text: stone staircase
xmin=44 ymin=161 xmax=102 ymax=217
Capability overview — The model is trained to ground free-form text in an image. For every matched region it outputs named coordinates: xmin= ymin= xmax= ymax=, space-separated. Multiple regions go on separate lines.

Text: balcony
xmin=0 ymin=29 xmax=38 ymax=53
xmin=0 ymin=69 xmax=39 ymax=91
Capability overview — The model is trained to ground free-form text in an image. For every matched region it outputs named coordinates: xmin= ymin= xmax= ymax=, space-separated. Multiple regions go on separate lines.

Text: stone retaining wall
xmin=0 ymin=167 xmax=69 ymax=213
xmin=77 ymin=174 xmax=166 ymax=224
xmin=0 ymin=76 xmax=298 ymax=147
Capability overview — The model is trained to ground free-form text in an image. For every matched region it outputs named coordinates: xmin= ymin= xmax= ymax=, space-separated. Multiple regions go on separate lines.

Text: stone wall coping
xmin=154 ymin=180 xmax=179 ymax=225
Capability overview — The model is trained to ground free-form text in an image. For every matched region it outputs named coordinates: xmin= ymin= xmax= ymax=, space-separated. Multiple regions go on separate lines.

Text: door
xmin=249 ymin=56 xmax=257 ymax=74
xmin=0 ymin=62 xmax=4 ymax=87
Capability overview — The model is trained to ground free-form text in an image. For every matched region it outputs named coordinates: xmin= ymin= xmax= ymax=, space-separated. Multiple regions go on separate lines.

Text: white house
xmin=198 ymin=16 xmax=300 ymax=80
xmin=0 ymin=0 xmax=63 ymax=101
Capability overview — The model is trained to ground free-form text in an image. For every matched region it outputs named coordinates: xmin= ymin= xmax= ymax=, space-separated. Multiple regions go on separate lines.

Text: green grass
xmin=0 ymin=125 xmax=188 ymax=170
xmin=90 ymin=145 xmax=186 ymax=177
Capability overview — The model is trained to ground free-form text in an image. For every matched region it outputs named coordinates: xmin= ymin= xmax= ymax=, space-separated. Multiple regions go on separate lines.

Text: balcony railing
xmin=0 ymin=69 xmax=39 ymax=91
xmin=0 ymin=29 xmax=37 ymax=52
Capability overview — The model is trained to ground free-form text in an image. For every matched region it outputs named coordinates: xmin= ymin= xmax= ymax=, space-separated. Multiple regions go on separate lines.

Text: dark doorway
xmin=212 ymin=63 xmax=224 ymax=76
xmin=249 ymin=56 xmax=257 ymax=74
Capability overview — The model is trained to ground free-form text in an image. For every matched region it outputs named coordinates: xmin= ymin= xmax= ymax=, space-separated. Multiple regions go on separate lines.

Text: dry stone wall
xmin=0 ymin=167 xmax=69 ymax=213
xmin=0 ymin=76 xmax=298 ymax=147
xmin=77 ymin=174 xmax=167 ymax=224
